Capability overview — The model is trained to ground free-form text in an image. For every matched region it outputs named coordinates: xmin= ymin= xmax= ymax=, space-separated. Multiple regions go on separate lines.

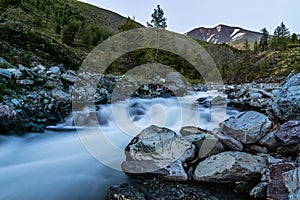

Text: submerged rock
xmin=193 ymin=151 xmax=266 ymax=183
xmin=272 ymin=73 xmax=300 ymax=121
xmin=274 ymin=120 xmax=300 ymax=145
xmin=220 ymin=111 xmax=272 ymax=144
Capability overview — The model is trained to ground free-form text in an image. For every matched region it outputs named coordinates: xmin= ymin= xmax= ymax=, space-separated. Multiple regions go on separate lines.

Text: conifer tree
xmin=259 ymin=28 xmax=269 ymax=51
xmin=147 ymin=5 xmax=167 ymax=29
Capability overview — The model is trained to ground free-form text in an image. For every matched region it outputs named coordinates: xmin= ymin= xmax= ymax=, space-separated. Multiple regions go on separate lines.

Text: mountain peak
xmin=186 ymin=24 xmax=262 ymax=44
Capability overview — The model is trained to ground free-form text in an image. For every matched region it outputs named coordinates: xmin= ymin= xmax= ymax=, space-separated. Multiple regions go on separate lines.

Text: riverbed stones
xmin=212 ymin=128 xmax=243 ymax=151
xmin=259 ymin=131 xmax=281 ymax=151
xmin=125 ymin=125 xmax=195 ymax=162
xmin=107 ymin=178 xmax=249 ymax=200
xmin=272 ymin=73 xmax=300 ymax=121
xmin=0 ymin=105 xmax=26 ymax=135
xmin=282 ymin=167 xmax=300 ymax=200
xmin=220 ymin=111 xmax=272 ymax=144
xmin=274 ymin=120 xmax=300 ymax=145
xmin=267 ymin=163 xmax=299 ymax=200
xmin=249 ymin=182 xmax=268 ymax=199
xmin=193 ymin=151 xmax=266 ymax=183
xmin=183 ymin=132 xmax=224 ymax=160
xmin=0 ymin=68 xmax=12 ymax=79
xmin=180 ymin=126 xmax=208 ymax=136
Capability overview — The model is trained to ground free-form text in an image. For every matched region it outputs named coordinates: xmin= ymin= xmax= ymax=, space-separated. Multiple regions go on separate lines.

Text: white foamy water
xmin=0 ymin=91 xmax=239 ymax=200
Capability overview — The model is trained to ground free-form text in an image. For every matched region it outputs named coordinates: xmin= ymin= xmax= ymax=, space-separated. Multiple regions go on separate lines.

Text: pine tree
xmin=291 ymin=33 xmax=298 ymax=43
xmin=147 ymin=5 xmax=167 ymax=29
xmin=259 ymin=28 xmax=269 ymax=51
xmin=253 ymin=40 xmax=259 ymax=52
xmin=271 ymin=22 xmax=290 ymax=49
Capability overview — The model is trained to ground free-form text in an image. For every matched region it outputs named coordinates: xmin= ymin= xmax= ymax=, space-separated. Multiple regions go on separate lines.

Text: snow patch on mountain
xmin=231 ymin=29 xmax=240 ymax=37
xmin=207 ymin=34 xmax=215 ymax=42
xmin=232 ymin=32 xmax=245 ymax=41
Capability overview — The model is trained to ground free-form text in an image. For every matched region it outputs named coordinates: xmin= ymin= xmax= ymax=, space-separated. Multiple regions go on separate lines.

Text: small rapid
xmin=0 ymin=91 xmax=238 ymax=200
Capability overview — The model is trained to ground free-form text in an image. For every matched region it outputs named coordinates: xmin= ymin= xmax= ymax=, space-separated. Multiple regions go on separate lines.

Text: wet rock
xmin=282 ymin=167 xmax=300 ymax=200
xmin=180 ymin=126 xmax=208 ymax=136
xmin=274 ymin=120 xmax=300 ymax=145
xmin=0 ymin=68 xmax=12 ymax=79
xmin=250 ymin=182 xmax=268 ymax=199
xmin=259 ymin=131 xmax=281 ymax=151
xmin=267 ymin=163 xmax=299 ymax=200
xmin=227 ymin=83 xmax=280 ymax=112
xmin=272 ymin=73 xmax=300 ymax=121
xmin=211 ymin=95 xmax=226 ymax=106
xmin=125 ymin=125 xmax=195 ymax=162
xmin=249 ymin=92 xmax=263 ymax=99
xmin=49 ymin=66 xmax=61 ymax=75
xmin=16 ymin=79 xmax=34 ymax=85
xmin=220 ymin=111 xmax=272 ymax=144
xmin=196 ymin=96 xmax=211 ymax=108
xmin=0 ymin=105 xmax=26 ymax=135
xmin=267 ymin=156 xmax=285 ymax=165
xmin=61 ymin=70 xmax=77 ymax=83
xmin=212 ymin=128 xmax=243 ymax=151
xmin=51 ymin=89 xmax=71 ymax=102
xmin=6 ymin=68 xmax=22 ymax=79
xmin=193 ymin=151 xmax=266 ymax=183
xmin=121 ymin=160 xmax=188 ymax=182
xmin=183 ymin=132 xmax=224 ymax=160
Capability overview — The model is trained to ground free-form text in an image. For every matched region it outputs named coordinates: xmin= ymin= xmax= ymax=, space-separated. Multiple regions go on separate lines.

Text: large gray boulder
xmin=125 ymin=125 xmax=195 ymax=162
xmin=272 ymin=73 xmax=300 ymax=121
xmin=220 ymin=111 xmax=272 ymax=144
xmin=193 ymin=151 xmax=266 ymax=183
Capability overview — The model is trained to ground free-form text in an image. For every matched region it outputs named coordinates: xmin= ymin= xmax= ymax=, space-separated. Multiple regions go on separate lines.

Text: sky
xmin=79 ymin=0 xmax=300 ymax=34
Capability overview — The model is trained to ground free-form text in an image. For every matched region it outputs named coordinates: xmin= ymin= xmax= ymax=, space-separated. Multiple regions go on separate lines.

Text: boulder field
xmin=109 ymin=73 xmax=300 ymax=199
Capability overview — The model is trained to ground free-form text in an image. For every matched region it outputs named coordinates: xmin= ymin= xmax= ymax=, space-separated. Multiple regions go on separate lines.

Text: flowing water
xmin=0 ymin=91 xmax=239 ymax=200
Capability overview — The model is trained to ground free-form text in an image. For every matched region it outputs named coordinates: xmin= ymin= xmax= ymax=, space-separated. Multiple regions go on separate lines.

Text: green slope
xmin=0 ymin=0 xmax=142 ymax=69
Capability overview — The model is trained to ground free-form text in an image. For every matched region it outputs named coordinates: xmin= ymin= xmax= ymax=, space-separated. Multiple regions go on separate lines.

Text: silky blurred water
xmin=0 ymin=91 xmax=239 ymax=200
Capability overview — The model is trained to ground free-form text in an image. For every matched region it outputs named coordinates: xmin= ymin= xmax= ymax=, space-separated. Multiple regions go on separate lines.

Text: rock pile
xmin=0 ymin=57 xmax=188 ymax=134
xmin=110 ymin=73 xmax=300 ymax=199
